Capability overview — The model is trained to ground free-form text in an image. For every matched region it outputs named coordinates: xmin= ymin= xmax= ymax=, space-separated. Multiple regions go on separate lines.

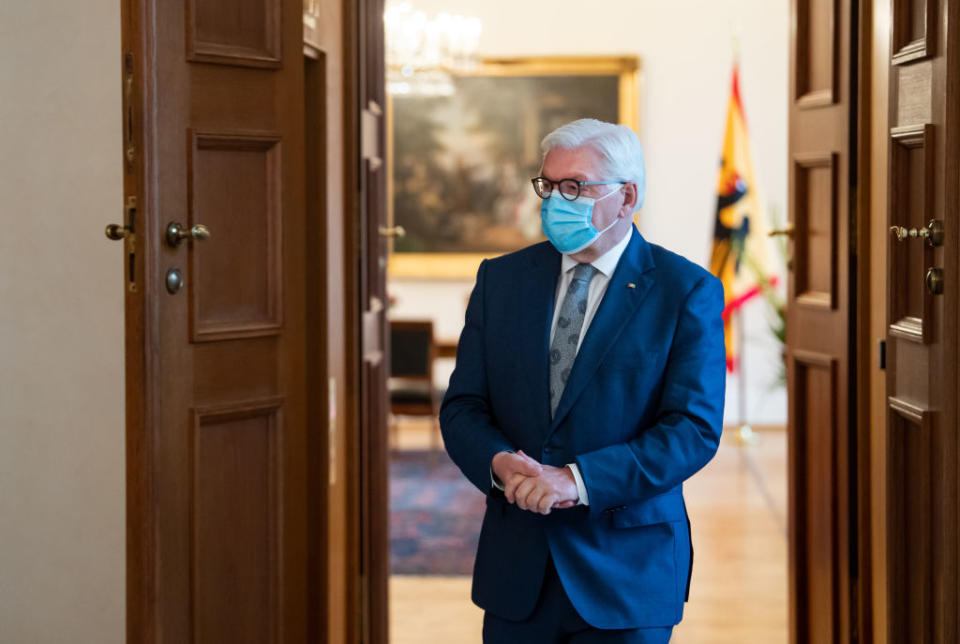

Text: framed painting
xmin=386 ymin=56 xmax=641 ymax=279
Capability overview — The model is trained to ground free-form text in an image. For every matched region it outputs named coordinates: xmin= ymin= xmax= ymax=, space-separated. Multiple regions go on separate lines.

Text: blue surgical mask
xmin=540 ymin=187 xmax=622 ymax=254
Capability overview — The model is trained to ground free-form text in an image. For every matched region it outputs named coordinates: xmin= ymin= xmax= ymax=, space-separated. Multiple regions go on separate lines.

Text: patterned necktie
xmin=549 ymin=262 xmax=597 ymax=417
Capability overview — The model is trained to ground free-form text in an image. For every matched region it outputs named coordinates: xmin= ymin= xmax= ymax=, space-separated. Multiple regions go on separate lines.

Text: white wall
xmin=389 ymin=0 xmax=789 ymax=425
xmin=0 ymin=2 xmax=125 ymax=642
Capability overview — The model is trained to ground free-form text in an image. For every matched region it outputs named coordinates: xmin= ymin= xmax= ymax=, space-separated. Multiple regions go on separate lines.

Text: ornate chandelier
xmin=384 ymin=2 xmax=482 ymax=96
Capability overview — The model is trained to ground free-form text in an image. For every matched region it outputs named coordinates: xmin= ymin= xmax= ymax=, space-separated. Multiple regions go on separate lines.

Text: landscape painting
xmin=388 ymin=57 xmax=640 ymax=278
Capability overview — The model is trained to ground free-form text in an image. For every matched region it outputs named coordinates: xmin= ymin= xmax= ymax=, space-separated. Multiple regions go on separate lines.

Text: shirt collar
xmin=560 ymin=225 xmax=632 ymax=278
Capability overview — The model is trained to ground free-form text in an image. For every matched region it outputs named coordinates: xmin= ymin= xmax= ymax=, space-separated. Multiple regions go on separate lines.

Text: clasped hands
xmin=492 ymin=450 xmax=578 ymax=515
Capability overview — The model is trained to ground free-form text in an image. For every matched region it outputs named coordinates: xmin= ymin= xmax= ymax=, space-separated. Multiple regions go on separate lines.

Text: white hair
xmin=540 ymin=118 xmax=646 ymax=209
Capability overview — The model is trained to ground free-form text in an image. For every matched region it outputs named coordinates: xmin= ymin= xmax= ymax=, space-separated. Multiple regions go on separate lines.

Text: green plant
xmin=735 ymin=205 xmax=788 ymax=388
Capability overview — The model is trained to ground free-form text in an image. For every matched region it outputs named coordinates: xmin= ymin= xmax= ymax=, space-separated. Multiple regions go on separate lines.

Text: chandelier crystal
xmin=384 ymin=2 xmax=482 ymax=96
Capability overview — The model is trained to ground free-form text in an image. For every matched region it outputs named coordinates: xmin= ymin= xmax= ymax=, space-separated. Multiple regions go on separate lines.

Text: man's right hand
xmin=492 ymin=450 xmax=542 ymax=502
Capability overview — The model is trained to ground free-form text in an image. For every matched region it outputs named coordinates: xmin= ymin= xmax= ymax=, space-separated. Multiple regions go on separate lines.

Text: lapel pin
xmin=627 ymin=283 xmax=636 ymax=289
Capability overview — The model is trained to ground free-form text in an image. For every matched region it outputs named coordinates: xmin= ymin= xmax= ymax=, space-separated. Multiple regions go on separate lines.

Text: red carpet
xmin=390 ymin=449 xmax=485 ymax=575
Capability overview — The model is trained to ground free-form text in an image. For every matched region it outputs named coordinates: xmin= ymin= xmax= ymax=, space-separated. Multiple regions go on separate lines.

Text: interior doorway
xmin=378 ymin=2 xmax=794 ymax=643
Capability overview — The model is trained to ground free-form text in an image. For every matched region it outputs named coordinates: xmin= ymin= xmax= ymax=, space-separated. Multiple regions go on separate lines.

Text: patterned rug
xmin=390 ymin=449 xmax=485 ymax=575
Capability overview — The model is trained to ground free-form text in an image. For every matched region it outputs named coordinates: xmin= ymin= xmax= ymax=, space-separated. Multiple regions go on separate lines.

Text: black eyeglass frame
xmin=530 ymin=176 xmax=625 ymax=201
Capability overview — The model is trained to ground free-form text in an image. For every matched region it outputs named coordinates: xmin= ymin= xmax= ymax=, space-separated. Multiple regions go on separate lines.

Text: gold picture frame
xmin=387 ymin=56 xmax=642 ymax=280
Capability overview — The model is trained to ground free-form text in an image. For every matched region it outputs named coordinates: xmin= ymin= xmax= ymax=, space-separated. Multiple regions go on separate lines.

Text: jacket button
xmin=542 ymin=445 xmax=553 ymax=454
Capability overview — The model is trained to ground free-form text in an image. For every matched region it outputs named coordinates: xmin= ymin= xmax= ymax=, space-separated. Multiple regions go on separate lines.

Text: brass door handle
xmin=166 ymin=221 xmax=211 ymax=248
xmin=768 ymin=223 xmax=794 ymax=238
xmin=378 ymin=225 xmax=406 ymax=239
xmin=105 ymin=224 xmax=127 ymax=240
xmin=890 ymin=219 xmax=943 ymax=246
xmin=768 ymin=223 xmax=795 ymax=271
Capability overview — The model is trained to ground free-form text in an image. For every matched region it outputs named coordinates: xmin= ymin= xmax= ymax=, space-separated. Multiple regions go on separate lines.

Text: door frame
xmin=119 ymin=0 xmax=157 ymax=636
xmin=116 ymin=0 xmax=896 ymax=641
xmin=354 ymin=0 xmax=390 ymax=642
xmin=853 ymin=0 xmax=875 ymax=641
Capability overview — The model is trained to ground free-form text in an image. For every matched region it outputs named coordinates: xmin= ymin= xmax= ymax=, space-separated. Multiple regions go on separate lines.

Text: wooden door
xmin=120 ymin=0 xmax=345 ymax=640
xmin=882 ymin=0 xmax=960 ymax=641
xmin=787 ymin=0 xmax=855 ymax=641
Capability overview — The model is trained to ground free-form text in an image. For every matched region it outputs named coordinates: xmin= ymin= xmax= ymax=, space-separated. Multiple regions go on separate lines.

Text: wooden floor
xmin=389 ymin=424 xmax=788 ymax=643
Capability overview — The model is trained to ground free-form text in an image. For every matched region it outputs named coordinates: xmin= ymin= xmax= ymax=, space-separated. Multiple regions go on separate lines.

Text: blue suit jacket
xmin=439 ymin=227 xmax=726 ymax=629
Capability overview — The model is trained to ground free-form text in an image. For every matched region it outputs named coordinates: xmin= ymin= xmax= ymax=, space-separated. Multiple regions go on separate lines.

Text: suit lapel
xmin=549 ymin=228 xmax=657 ymax=432
xmin=517 ymin=245 xmax=561 ymax=432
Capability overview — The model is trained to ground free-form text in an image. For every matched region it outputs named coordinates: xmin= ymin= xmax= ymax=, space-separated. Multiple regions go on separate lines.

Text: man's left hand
xmin=510 ymin=465 xmax=578 ymax=515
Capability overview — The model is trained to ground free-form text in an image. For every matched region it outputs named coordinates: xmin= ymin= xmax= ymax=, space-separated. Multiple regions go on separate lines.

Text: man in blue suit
xmin=440 ymin=118 xmax=726 ymax=643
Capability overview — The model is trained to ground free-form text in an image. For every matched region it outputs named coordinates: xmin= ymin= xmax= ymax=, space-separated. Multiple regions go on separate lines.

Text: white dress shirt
xmin=550 ymin=227 xmax=632 ymax=354
xmin=492 ymin=229 xmax=632 ymax=506
xmin=553 ymin=229 xmax=632 ymax=506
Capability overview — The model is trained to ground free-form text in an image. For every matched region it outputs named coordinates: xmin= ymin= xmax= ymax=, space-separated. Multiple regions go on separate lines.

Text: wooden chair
xmin=388 ymin=320 xmax=441 ymax=451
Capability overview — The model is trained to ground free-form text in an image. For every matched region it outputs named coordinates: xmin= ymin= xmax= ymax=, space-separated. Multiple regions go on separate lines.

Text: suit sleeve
xmin=439 ymin=259 xmax=515 ymax=494
xmin=574 ymin=274 xmax=727 ymax=516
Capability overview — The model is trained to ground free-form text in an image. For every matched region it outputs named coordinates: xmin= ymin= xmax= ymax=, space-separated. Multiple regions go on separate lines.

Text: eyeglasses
xmin=531 ymin=176 xmax=624 ymax=201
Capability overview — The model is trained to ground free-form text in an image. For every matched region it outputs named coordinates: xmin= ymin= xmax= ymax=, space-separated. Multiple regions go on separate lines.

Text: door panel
xmin=887 ymin=404 xmax=934 ymax=642
xmin=888 ymin=125 xmax=934 ymax=343
xmin=793 ymin=153 xmax=839 ymax=308
xmin=793 ymin=352 xmax=840 ymax=643
xmin=788 ymin=0 xmax=853 ymax=642
xmin=191 ymin=398 xmax=284 ymax=642
xmin=188 ymin=131 xmax=284 ymax=341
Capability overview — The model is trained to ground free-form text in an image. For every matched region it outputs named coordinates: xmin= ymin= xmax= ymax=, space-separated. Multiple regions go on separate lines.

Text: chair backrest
xmin=390 ymin=320 xmax=434 ymax=380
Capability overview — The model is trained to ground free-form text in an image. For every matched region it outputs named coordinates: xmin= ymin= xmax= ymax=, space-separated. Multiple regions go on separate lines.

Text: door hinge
xmin=361 ymin=101 xmax=383 ymax=172
xmin=878 ymin=339 xmax=886 ymax=370
xmin=362 ymin=296 xmax=384 ymax=366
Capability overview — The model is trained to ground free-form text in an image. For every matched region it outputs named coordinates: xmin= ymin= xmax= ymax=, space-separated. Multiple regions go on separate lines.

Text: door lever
xmin=165 ymin=221 xmax=211 ymax=248
xmin=889 ymin=219 xmax=943 ymax=246
xmin=105 ymin=224 xmax=127 ymax=240
xmin=378 ymin=225 xmax=406 ymax=239
xmin=768 ymin=223 xmax=794 ymax=238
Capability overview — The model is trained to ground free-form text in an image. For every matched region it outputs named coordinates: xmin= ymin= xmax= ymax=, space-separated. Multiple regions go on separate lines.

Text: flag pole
xmin=733 ymin=32 xmax=754 ymax=446
xmin=736 ymin=307 xmax=756 ymax=445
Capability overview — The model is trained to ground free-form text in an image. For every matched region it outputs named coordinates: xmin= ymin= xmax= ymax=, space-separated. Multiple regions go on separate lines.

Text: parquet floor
xmin=389 ymin=424 xmax=788 ymax=644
